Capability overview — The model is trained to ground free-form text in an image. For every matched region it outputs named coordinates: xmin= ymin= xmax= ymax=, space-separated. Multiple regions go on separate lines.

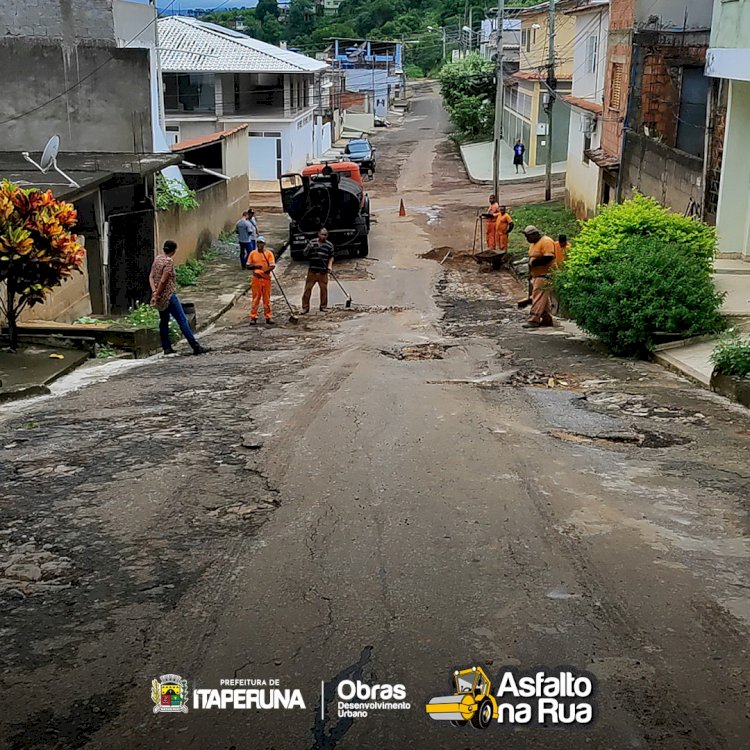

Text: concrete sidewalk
xmin=460 ymin=140 xmax=566 ymax=184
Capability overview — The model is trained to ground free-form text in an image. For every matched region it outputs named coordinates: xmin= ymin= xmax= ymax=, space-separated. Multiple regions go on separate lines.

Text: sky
xmin=156 ymin=1 xmax=257 ymax=11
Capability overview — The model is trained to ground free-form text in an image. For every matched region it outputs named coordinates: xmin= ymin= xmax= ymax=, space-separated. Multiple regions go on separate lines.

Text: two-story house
xmin=503 ymin=1 xmax=577 ymax=169
xmin=596 ymin=0 xmax=714 ymax=210
xmin=705 ymin=0 xmax=750 ymax=262
xmin=562 ymin=1 xmax=610 ymax=218
xmin=157 ymin=17 xmax=329 ymax=183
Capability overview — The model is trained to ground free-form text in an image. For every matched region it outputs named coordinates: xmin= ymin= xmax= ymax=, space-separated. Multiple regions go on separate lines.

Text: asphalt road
xmin=1 ymin=86 xmax=749 ymax=750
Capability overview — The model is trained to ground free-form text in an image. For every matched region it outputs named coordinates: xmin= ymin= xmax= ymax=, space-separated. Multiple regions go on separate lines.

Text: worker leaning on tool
xmin=483 ymin=194 xmax=500 ymax=251
xmin=301 ymin=228 xmax=335 ymax=314
xmin=522 ymin=225 xmax=556 ymax=329
xmin=247 ymin=236 xmax=275 ymax=326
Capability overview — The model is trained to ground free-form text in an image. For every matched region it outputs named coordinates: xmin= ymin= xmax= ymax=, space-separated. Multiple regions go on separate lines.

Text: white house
xmin=562 ymin=0 xmax=610 ymax=219
xmin=157 ymin=17 xmax=330 ymax=183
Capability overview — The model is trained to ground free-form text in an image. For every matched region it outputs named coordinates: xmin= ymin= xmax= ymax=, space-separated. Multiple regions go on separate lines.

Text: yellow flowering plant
xmin=0 ymin=179 xmax=84 ymax=349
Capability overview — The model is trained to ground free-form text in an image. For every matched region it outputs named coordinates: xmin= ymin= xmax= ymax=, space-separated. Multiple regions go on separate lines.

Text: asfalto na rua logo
xmin=425 ymin=664 xmax=597 ymax=729
xmin=152 ymin=674 xmax=189 ymax=714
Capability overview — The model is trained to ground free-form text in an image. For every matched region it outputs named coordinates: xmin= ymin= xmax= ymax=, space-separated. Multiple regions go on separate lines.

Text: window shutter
xmin=609 ymin=62 xmax=624 ymax=110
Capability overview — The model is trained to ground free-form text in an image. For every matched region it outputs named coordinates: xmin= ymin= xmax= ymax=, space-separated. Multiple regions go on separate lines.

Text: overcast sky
xmin=156 ymin=1 xmax=257 ymax=11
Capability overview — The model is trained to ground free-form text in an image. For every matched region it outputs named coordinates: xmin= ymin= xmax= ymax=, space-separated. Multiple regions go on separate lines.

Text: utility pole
xmin=544 ymin=0 xmax=556 ymax=202
xmin=492 ymin=0 xmax=504 ymax=197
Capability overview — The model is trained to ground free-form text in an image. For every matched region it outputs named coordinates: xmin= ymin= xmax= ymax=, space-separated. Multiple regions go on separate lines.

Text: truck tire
xmin=291 ymin=248 xmax=305 ymax=262
xmin=358 ymin=233 xmax=369 ymax=257
xmin=470 ymin=700 xmax=493 ymax=730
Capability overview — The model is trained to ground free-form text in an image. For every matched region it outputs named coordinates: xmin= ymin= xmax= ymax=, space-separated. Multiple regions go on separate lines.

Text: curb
xmin=197 ymin=283 xmax=251 ymax=332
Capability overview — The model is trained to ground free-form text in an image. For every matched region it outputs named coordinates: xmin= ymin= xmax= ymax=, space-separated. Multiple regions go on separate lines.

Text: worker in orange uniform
xmin=247 ymin=236 xmax=275 ymax=325
xmin=483 ymin=194 xmax=500 ymax=250
xmin=496 ymin=205 xmax=514 ymax=252
xmin=554 ymin=234 xmax=569 ymax=267
xmin=522 ymin=225 xmax=556 ymax=328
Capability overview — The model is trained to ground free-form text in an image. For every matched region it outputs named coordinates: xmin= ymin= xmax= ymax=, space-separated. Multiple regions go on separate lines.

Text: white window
xmin=586 ymin=35 xmax=598 ymax=75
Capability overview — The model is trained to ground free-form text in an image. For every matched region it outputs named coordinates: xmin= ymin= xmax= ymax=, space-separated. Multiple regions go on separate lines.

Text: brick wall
xmin=0 ymin=0 xmax=116 ymax=43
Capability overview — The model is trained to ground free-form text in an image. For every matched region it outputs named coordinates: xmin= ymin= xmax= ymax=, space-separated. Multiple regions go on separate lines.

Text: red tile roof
xmin=171 ymin=125 xmax=248 ymax=152
xmin=561 ymin=95 xmax=603 ymax=115
xmin=585 ymin=148 xmax=620 ymax=169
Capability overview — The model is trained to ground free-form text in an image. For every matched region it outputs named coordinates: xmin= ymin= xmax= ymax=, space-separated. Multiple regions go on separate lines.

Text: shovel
xmin=271 ymin=270 xmax=299 ymax=323
xmin=328 ymin=270 xmax=352 ymax=309
xmin=517 ymin=277 xmax=532 ymax=309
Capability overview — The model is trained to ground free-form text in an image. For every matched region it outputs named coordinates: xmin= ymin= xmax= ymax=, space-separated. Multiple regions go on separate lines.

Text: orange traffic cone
xmin=398 ymin=199 xmax=406 ymax=217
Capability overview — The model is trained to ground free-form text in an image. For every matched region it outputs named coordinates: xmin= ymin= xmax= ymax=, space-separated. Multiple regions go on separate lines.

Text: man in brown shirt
xmin=522 ymin=225 xmax=556 ymax=328
xmin=149 ymin=240 xmax=208 ymax=355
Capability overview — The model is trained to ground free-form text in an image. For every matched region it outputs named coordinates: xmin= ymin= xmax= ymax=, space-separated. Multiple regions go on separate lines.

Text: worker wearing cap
xmin=496 ymin=205 xmax=513 ymax=252
xmin=522 ymin=225 xmax=556 ymax=328
xmin=247 ymin=236 xmax=275 ymax=325
xmin=483 ymin=194 xmax=500 ymax=250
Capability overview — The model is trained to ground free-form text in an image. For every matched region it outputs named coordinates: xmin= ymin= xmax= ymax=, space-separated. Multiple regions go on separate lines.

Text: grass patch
xmin=506 ymin=203 xmax=579 ymax=256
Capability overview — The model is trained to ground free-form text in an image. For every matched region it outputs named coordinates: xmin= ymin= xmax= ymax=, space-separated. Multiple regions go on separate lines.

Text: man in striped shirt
xmin=301 ymin=228 xmax=335 ymax=314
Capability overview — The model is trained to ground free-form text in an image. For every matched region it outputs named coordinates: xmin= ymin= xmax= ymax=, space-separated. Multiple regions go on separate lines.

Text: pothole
xmin=381 ymin=343 xmax=449 ymax=360
xmin=509 ymin=369 xmax=575 ymax=388
xmin=550 ymin=429 xmax=691 ymax=449
xmin=585 ymin=392 xmax=708 ymax=425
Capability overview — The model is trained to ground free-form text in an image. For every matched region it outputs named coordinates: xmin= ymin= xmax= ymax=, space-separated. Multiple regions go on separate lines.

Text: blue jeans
xmin=239 ymin=242 xmax=251 ymax=269
xmin=159 ymin=294 xmax=197 ymax=352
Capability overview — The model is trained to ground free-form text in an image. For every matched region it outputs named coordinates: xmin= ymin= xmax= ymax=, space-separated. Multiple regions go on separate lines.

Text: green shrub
xmin=507 ymin=203 xmax=579 ymax=256
xmin=711 ymin=332 xmax=750 ymax=379
xmin=175 ymin=258 xmax=205 ymax=287
xmin=556 ymin=196 xmax=724 ymax=355
xmin=556 ymin=234 xmax=725 ymax=356
xmin=126 ymin=303 xmax=179 ymax=342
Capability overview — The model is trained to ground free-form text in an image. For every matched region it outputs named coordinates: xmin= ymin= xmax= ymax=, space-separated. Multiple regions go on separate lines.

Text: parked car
xmin=344 ymin=138 xmax=376 ymax=177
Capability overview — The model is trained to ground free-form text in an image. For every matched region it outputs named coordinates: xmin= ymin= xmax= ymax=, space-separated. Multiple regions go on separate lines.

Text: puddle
xmin=381 ymin=343 xmax=449 ymax=361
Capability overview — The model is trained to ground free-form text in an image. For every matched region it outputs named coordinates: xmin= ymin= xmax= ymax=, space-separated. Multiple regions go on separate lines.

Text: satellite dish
xmin=40 ymin=135 xmax=61 ymax=173
xmin=21 ymin=134 xmax=80 ymax=189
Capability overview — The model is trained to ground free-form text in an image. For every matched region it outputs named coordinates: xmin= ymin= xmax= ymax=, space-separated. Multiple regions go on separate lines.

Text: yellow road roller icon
xmin=425 ymin=666 xmax=498 ymax=730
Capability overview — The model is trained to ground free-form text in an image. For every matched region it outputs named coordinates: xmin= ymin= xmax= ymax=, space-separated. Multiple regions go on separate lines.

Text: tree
xmin=0 ymin=181 xmax=84 ymax=350
xmin=255 ymin=0 xmax=280 ymax=25
xmin=287 ymin=0 xmax=316 ymax=42
xmin=438 ymin=53 xmax=495 ymax=142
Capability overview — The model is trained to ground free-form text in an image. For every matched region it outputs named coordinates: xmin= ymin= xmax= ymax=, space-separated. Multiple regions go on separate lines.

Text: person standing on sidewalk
xmin=235 ymin=211 xmax=255 ymax=269
xmin=521 ymin=225 xmax=556 ymax=329
xmin=247 ymin=236 xmax=275 ymax=326
xmin=513 ymin=140 xmax=526 ymax=174
xmin=301 ymin=228 xmax=335 ymax=314
xmin=149 ymin=240 xmax=209 ymax=355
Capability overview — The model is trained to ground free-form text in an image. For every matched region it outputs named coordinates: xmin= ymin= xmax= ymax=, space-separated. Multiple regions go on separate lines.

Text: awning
xmin=0 ymin=151 xmax=183 ymax=200
xmin=585 ymin=148 xmax=620 ymax=169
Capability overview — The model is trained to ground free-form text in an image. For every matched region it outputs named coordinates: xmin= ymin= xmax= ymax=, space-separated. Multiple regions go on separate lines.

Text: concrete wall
xmin=620 ymin=130 xmax=704 ymax=213
xmin=18 ymin=266 xmax=92 ymax=324
xmin=1 ymin=0 xmax=116 ymax=42
xmin=715 ymin=79 xmax=750 ymax=258
xmin=1 ymin=40 xmax=154 ymax=153
xmin=287 ymin=113 xmax=314 ymax=171
xmin=566 ymin=111 xmax=604 ymax=220
xmin=711 ymin=0 xmax=750 ymax=49
xmin=157 ymin=130 xmax=249 ymax=262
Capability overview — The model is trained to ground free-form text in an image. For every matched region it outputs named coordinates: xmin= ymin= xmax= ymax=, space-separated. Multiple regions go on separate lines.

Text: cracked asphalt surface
xmin=1 ymin=84 xmax=749 ymax=749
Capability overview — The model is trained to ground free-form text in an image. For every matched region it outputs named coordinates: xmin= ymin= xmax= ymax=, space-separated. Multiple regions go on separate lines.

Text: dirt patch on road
xmin=381 ymin=343 xmax=449 ymax=360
